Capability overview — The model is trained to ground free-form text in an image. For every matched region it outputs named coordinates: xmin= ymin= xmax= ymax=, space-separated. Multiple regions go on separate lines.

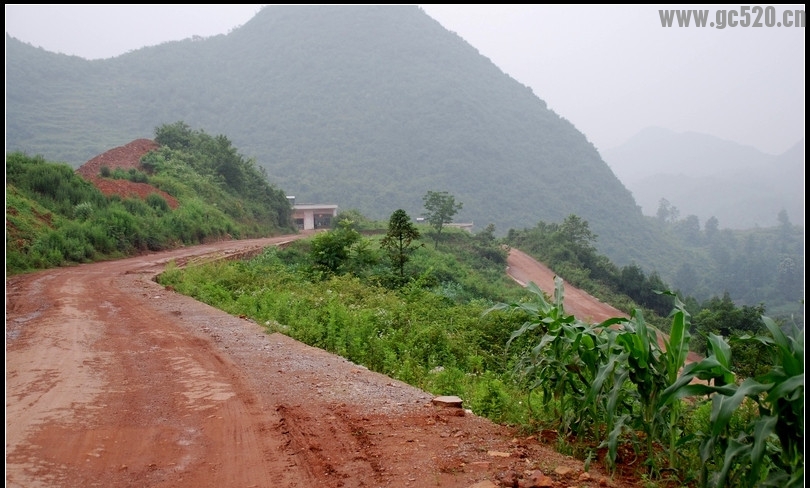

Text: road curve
xmin=5 ymin=234 xmax=643 ymax=488
xmin=11 ymin=139 xmax=693 ymax=486
xmin=6 ymin=236 xmax=313 ymax=488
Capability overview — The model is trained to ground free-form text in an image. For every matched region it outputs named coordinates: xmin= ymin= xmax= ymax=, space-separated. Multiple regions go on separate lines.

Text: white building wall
xmin=304 ymin=210 xmax=315 ymax=230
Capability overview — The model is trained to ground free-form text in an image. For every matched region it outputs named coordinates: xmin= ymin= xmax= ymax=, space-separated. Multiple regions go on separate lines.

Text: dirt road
xmin=507 ymin=248 xmax=703 ymax=365
xmin=506 ymin=249 xmax=628 ymax=323
xmin=6 ymin=236 xmax=640 ymax=488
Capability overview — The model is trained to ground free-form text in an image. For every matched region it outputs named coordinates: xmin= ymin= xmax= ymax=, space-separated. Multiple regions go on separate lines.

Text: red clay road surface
xmin=6 ymin=235 xmax=647 ymax=488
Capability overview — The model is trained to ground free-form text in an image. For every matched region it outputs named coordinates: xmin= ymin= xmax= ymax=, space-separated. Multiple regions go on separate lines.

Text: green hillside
xmin=5 ymin=124 xmax=294 ymax=274
xmin=6 ymin=5 xmax=647 ymax=265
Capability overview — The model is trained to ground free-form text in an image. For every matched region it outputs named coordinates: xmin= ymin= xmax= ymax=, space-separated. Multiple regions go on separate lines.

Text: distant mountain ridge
xmin=602 ymin=127 xmax=804 ymax=228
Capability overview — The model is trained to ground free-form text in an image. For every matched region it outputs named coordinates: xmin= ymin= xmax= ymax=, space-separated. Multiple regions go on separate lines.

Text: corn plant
xmin=494 ymin=279 xmax=803 ymax=485
xmin=661 ymin=317 xmax=803 ymax=487
xmin=493 ymin=278 xmax=687 ymax=465
xmin=491 ymin=278 xmax=608 ymax=438
xmin=590 ymin=295 xmax=700 ymax=476
xmin=711 ymin=318 xmax=804 ymax=488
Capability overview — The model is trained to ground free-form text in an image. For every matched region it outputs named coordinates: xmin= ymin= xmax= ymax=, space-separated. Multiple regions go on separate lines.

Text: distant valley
xmin=602 ymin=127 xmax=804 ymax=229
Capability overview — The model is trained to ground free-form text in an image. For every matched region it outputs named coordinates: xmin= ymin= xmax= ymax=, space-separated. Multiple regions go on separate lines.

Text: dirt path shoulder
xmin=7 ymin=236 xmax=639 ymax=488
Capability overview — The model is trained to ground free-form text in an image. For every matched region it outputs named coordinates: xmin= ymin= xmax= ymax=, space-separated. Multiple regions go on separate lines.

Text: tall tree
xmin=422 ymin=190 xmax=462 ymax=249
xmin=777 ymin=209 xmax=794 ymax=249
xmin=558 ymin=214 xmax=597 ymax=253
xmin=677 ymin=214 xmax=702 ymax=244
xmin=380 ymin=209 xmax=421 ymax=283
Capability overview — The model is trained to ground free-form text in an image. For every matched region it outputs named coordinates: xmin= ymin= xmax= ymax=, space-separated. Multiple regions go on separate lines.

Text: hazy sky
xmin=5 ymin=4 xmax=805 ymax=155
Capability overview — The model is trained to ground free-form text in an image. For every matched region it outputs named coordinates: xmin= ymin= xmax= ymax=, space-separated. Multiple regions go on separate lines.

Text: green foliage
xmin=108 ymin=167 xmax=149 ymax=183
xmin=510 ymin=210 xmax=803 ymax=322
xmin=73 ymin=201 xmax=94 ymax=221
xmin=492 ymin=276 xmax=803 ymax=486
xmin=6 ymin=152 xmax=109 ymax=218
xmin=332 ymin=208 xmax=383 ymax=231
xmin=666 ymin=318 xmax=804 ymax=488
xmin=422 ymin=190 xmax=462 ymax=249
xmin=401 ymin=228 xmax=517 ymax=304
xmin=508 ymin=213 xmax=802 ymax=356
xmin=6 ymin=186 xmax=55 ymax=271
xmin=721 ymin=319 xmax=804 ymax=488
xmin=152 ymin=121 xmax=294 ymax=232
xmin=379 ymin=209 xmax=422 ymax=285
xmin=558 ymin=214 xmax=598 ymax=258
xmin=310 ymin=220 xmax=363 ymax=276
xmin=691 ymin=294 xmax=771 ymax=378
xmin=145 ymin=193 xmax=170 ymax=214
xmin=468 ymin=372 xmax=514 ymax=422
xmin=652 ymin=211 xmax=804 ymax=319
xmin=5 ymin=122 xmax=295 ymax=275
xmin=506 ymin=215 xmax=675 ymax=322
xmin=656 ymin=198 xmax=680 ymax=224
xmin=492 ymin=279 xmax=609 ymax=439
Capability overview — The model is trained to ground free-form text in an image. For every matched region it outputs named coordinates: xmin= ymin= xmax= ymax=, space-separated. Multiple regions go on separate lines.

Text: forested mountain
xmin=602 ymin=127 xmax=804 ymax=228
xmin=6 ymin=5 xmax=651 ymax=264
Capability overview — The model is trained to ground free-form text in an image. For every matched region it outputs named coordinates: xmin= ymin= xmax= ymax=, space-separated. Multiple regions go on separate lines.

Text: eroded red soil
xmin=75 ymin=139 xmax=179 ymax=208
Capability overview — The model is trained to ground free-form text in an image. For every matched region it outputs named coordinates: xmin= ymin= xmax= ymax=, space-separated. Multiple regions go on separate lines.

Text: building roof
xmin=292 ymin=204 xmax=339 ymax=211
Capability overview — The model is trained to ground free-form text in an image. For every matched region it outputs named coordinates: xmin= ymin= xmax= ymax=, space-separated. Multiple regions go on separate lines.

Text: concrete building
xmin=291 ymin=201 xmax=339 ymax=230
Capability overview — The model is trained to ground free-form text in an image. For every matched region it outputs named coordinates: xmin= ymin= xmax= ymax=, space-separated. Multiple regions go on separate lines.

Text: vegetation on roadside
xmin=495 ymin=278 xmax=803 ymax=487
xmin=5 ymin=123 xmax=294 ymax=275
xmin=505 ymin=214 xmax=804 ymax=325
xmin=156 ymin=211 xmax=803 ymax=487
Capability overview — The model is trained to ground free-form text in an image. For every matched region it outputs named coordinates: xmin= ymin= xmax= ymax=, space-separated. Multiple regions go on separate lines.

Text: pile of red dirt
xmin=76 ymin=139 xmax=179 ymax=209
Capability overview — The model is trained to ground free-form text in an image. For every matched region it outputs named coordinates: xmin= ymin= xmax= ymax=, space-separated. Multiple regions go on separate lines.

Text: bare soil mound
xmin=76 ymin=139 xmax=179 ymax=209
xmin=75 ymin=139 xmax=159 ymax=178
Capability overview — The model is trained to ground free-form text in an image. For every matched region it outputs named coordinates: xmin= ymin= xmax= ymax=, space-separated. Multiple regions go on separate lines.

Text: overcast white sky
xmin=5 ymin=4 xmax=805 ymax=155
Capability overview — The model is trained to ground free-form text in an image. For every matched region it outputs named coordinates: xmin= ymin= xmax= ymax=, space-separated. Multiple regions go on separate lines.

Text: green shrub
xmin=73 ymin=201 xmax=94 ymax=221
xmin=146 ymin=193 xmax=170 ymax=213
